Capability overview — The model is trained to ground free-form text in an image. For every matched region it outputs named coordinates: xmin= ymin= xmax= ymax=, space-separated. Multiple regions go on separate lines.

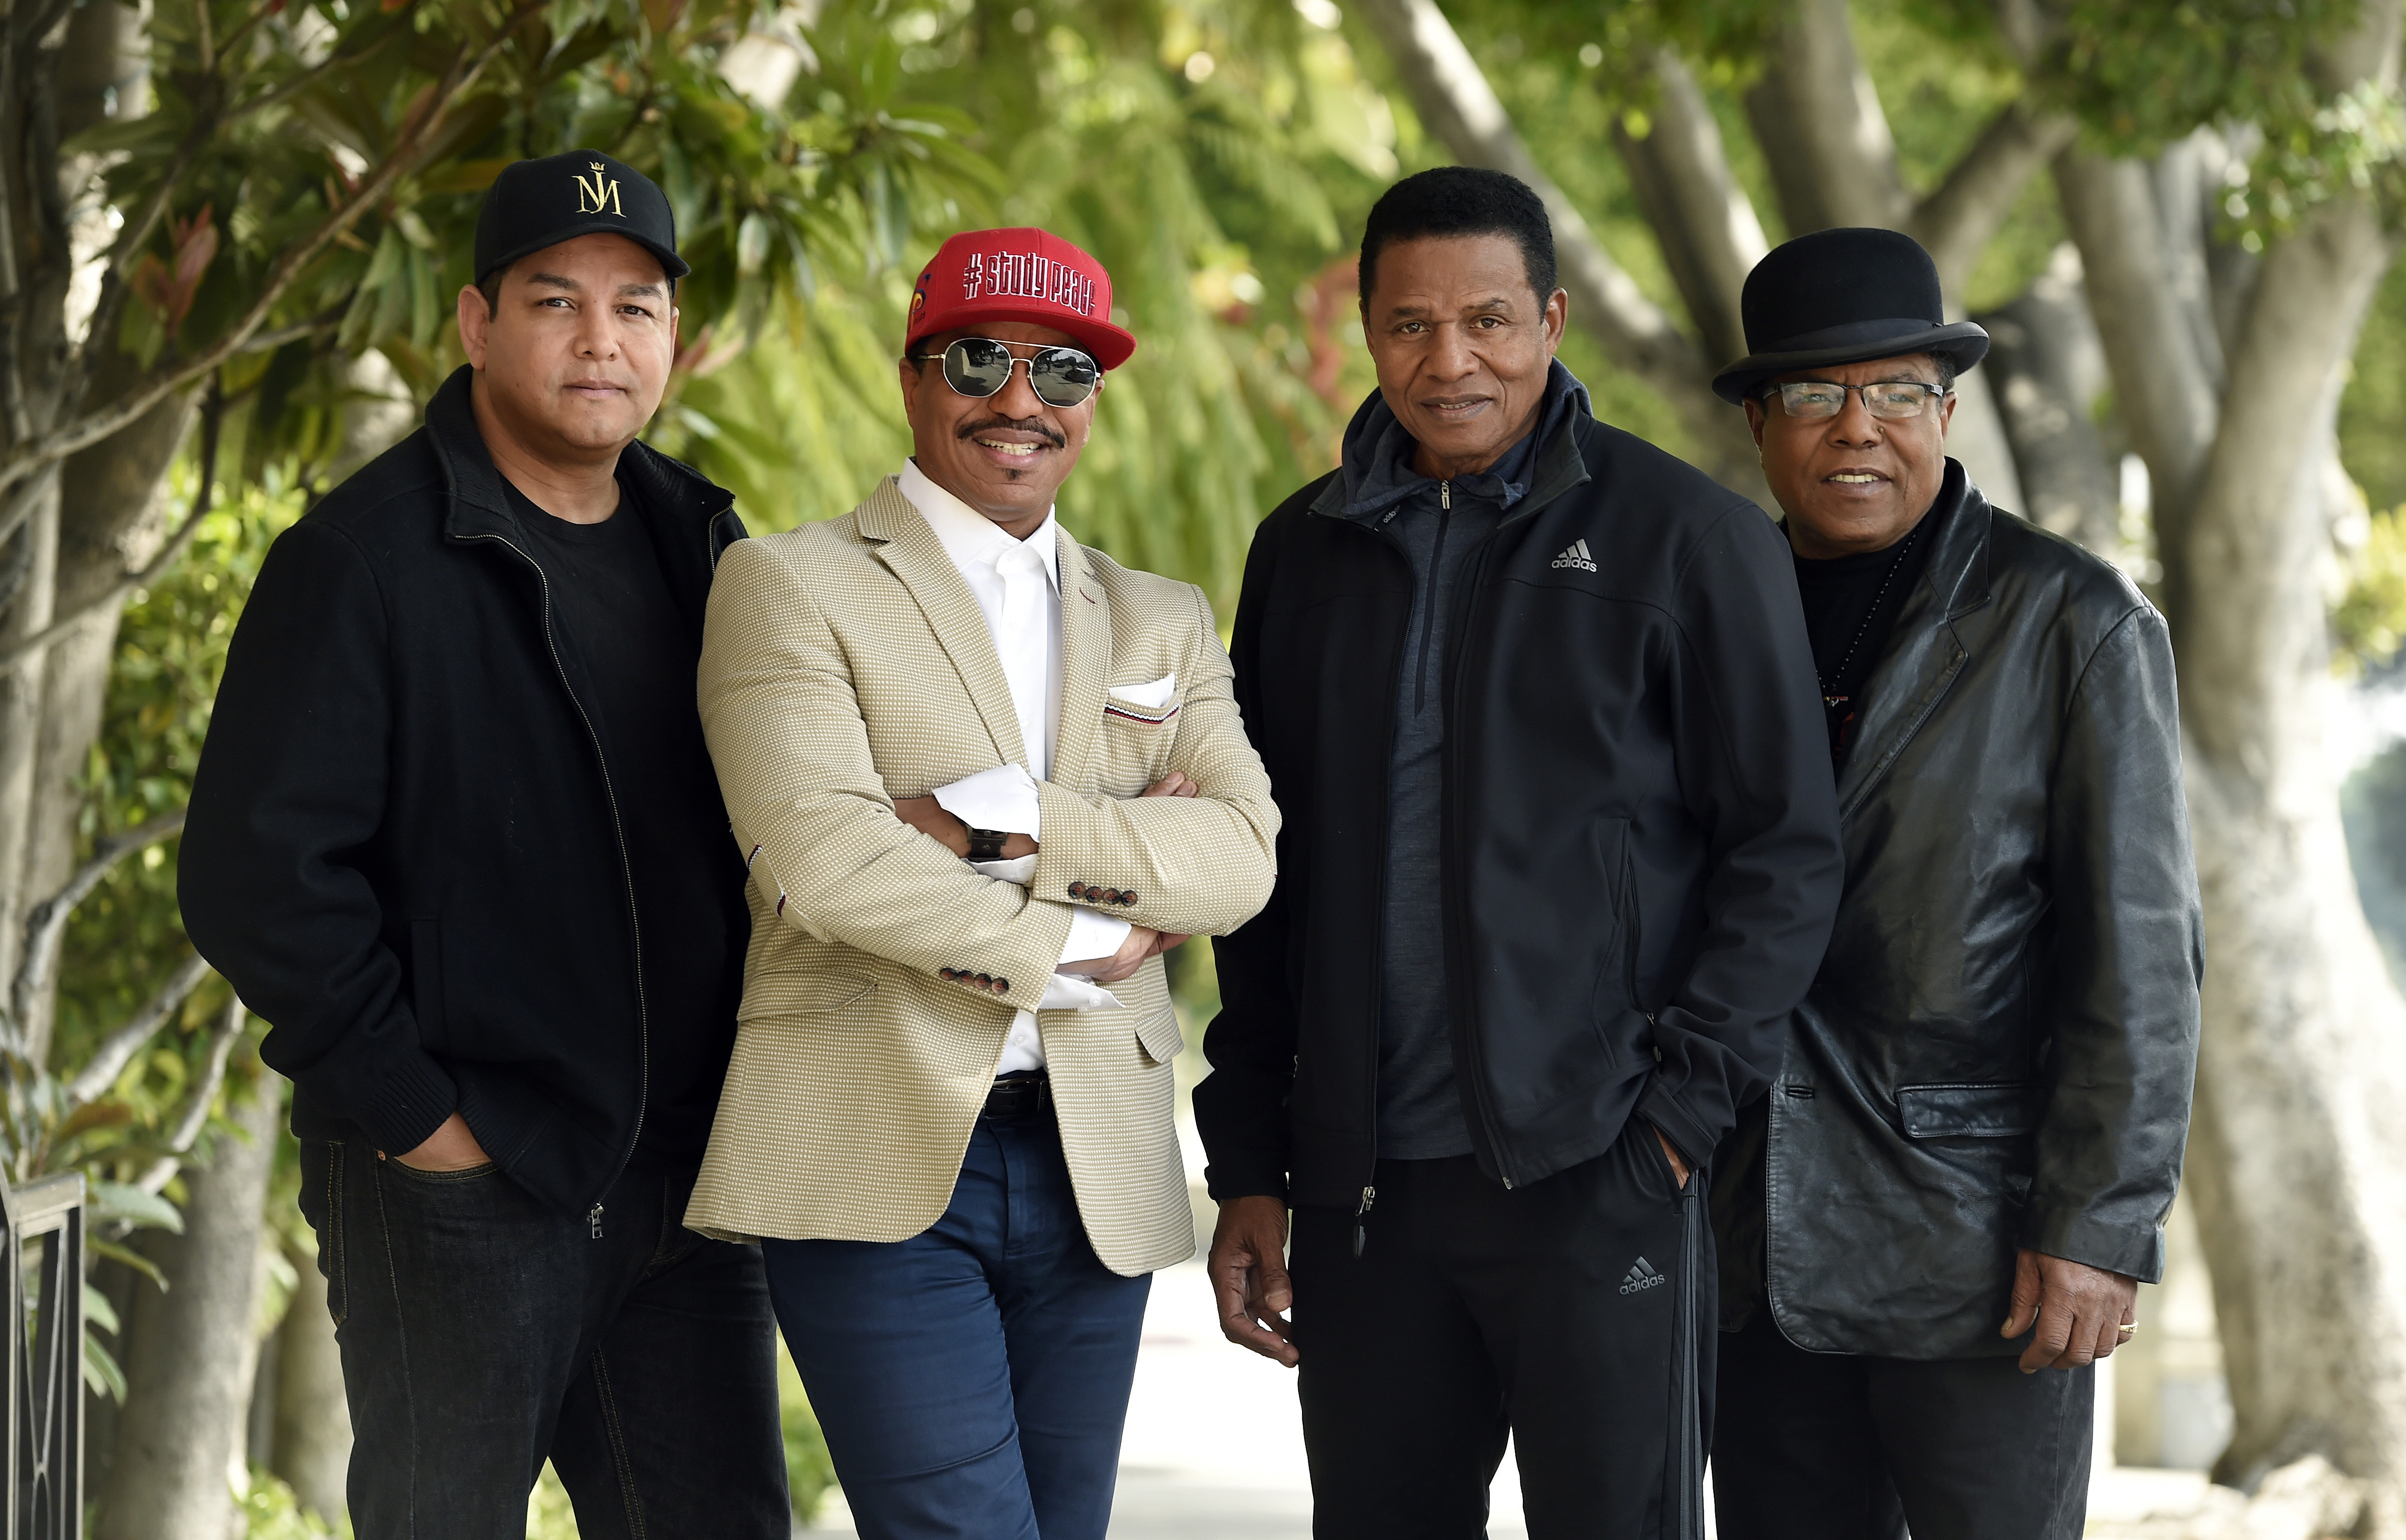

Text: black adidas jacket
xmin=1193 ymin=395 xmax=1844 ymax=1208
xmin=179 ymin=366 xmax=748 ymax=1217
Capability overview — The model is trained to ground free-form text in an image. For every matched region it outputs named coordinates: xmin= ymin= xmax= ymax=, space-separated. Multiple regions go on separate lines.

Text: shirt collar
xmin=898 ymin=459 xmax=1061 ymax=594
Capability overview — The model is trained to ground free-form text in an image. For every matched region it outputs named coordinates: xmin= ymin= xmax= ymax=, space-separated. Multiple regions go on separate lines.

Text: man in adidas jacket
xmin=1194 ymin=166 xmax=1845 ymax=1538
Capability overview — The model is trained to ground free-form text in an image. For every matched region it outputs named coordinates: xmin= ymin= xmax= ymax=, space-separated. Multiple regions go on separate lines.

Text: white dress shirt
xmin=898 ymin=460 xmax=1132 ymax=1073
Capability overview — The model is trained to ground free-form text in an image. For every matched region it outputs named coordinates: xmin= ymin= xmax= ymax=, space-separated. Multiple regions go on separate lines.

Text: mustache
xmin=957 ymin=414 xmax=1067 ymax=450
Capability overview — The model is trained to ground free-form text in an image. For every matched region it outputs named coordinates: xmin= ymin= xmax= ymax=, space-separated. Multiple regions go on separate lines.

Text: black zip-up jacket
xmin=1193 ymin=395 xmax=1845 ymax=1208
xmin=179 ymin=366 xmax=747 ymax=1217
xmin=1725 ymin=465 xmax=2203 ymax=1359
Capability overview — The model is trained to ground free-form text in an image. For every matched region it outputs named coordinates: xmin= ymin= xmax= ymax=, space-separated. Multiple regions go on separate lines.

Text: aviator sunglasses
xmin=912 ymin=336 xmax=1102 ymax=409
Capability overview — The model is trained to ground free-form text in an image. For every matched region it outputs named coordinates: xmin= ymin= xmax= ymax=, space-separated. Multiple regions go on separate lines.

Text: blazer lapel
xmin=1050 ymin=527 xmax=1112 ymax=788
xmin=857 ymin=478 xmax=1029 ymax=769
xmin=1835 ymin=465 xmax=1992 ymax=819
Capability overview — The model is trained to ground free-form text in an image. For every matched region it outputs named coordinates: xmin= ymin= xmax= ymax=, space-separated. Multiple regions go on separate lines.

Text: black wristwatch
xmin=963 ymin=827 xmax=1012 ymax=861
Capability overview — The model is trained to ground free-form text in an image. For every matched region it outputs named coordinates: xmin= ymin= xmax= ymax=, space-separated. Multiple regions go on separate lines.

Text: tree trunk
xmin=2169 ymin=192 xmax=2406 ymax=1531
xmin=2056 ymin=150 xmax=2223 ymax=539
xmin=12 ymin=384 xmax=192 ymax=1065
xmin=269 ymin=1238 xmax=352 ymax=1526
xmin=1976 ymin=243 xmax=2120 ymax=554
xmin=0 ymin=468 xmax=61 ymax=995
xmin=1741 ymin=0 xmax=1911 ymax=233
xmin=0 ymin=0 xmax=174 ymax=1066
xmin=97 ymin=1067 xmax=284 ymax=1540
xmin=1349 ymin=0 xmax=1766 ymax=499
xmin=1610 ymin=46 xmax=1766 ymax=371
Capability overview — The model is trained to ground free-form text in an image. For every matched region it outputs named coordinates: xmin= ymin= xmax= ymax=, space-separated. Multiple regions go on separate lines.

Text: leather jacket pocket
xmin=1896 ymin=1081 xmax=2035 ymax=1139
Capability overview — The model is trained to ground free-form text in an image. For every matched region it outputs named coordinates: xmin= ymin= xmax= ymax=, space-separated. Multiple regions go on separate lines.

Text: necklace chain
xmin=1818 ymin=523 xmax=1924 ymax=704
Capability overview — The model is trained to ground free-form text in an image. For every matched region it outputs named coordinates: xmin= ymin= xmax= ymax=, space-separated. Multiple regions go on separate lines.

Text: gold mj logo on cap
xmin=574 ymin=161 xmax=623 ymax=217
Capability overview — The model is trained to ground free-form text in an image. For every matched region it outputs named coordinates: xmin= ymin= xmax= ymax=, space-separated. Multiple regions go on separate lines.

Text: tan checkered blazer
xmin=684 ymin=477 xmax=1279 ymax=1275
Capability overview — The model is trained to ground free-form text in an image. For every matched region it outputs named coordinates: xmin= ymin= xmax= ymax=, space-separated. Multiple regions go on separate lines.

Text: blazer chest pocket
xmin=1100 ymin=684 xmax=1183 ymax=794
xmin=1897 ymin=1081 xmax=2035 ymax=1139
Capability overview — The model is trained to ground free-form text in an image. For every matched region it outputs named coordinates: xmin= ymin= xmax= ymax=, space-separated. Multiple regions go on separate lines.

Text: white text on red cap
xmin=963 ymin=251 xmax=1096 ymax=318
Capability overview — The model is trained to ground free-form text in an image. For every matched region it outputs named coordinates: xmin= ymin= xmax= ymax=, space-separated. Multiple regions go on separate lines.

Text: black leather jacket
xmin=1716 ymin=463 xmax=2204 ymax=1359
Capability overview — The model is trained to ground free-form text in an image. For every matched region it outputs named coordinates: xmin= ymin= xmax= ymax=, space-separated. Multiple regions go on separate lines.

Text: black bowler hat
xmin=473 ymin=150 xmax=689 ymax=285
xmin=1711 ymin=228 xmax=1987 ymax=404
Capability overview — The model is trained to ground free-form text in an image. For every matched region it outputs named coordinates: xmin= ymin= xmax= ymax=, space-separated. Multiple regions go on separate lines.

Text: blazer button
xmin=974 ymin=972 xmax=992 ymax=987
xmin=940 ymin=968 xmax=958 ymax=980
xmin=1069 ymin=882 xmax=1088 ymax=898
xmin=994 ymin=977 xmax=1010 ymax=993
xmin=1120 ymin=891 xmax=1140 ymax=906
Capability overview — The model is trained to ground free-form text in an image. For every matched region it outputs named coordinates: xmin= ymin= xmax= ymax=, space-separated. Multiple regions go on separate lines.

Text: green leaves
xmin=89 ymin=1180 xmax=186 ymax=1234
xmin=83 ymin=1285 xmax=129 ymax=1401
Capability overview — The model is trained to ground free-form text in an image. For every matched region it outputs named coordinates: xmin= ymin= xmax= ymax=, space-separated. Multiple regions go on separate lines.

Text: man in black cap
xmin=179 ymin=151 xmax=789 ymax=1536
xmin=1705 ymin=226 xmax=2203 ymax=1540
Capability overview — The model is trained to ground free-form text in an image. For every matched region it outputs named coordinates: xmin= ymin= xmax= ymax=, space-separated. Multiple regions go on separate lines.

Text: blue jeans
xmin=296 ymin=1141 xmax=788 ymax=1539
xmin=764 ymin=1096 xmax=1153 ymax=1540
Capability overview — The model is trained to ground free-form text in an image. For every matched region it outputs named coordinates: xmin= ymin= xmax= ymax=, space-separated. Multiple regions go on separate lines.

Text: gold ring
xmin=2116 ymin=1323 xmax=2137 ymax=1336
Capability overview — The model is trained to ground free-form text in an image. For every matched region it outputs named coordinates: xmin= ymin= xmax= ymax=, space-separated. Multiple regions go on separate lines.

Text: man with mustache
xmin=181 ymin=153 xmax=789 ymax=1536
xmin=683 ymin=227 xmax=1278 ymax=1540
xmin=1705 ymin=227 xmax=2203 ymax=1540
xmin=1196 ymin=166 xmax=1843 ymax=1538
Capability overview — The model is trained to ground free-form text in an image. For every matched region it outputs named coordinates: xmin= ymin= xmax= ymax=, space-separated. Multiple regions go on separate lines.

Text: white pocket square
xmin=1108 ymin=672 xmax=1177 ymax=709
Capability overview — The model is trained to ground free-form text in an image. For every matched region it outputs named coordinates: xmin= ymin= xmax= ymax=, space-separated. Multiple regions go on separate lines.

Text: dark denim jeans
xmin=763 ymin=1098 xmax=1152 ymax=1540
xmin=1713 ymin=1312 xmax=2095 ymax=1540
xmin=296 ymin=1140 xmax=788 ymax=1540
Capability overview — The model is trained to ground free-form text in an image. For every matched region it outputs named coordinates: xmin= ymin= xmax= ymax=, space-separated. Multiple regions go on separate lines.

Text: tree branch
xmin=60 ymin=950 xmax=212 ymax=1110
xmin=2056 ymin=150 xmax=2222 ymax=539
xmin=1610 ymin=45 xmax=1768 ymax=370
xmin=0 ymin=0 xmax=28 ymax=448
xmin=1908 ymin=98 xmax=2077 ymax=298
xmin=135 ymin=993 xmax=244 ymax=1195
xmin=7 ymin=0 xmax=541 ymax=499
xmin=225 ymin=32 xmax=393 ymax=124
xmin=1349 ymin=0 xmax=1764 ymax=494
xmin=1741 ymin=0 xmax=1911 ymax=235
xmin=8 ymin=806 xmax=188 ymax=1040
xmin=0 ymin=377 xmax=220 ymax=673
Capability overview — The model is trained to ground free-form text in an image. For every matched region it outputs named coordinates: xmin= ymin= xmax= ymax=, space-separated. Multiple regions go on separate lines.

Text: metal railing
xmin=2 ymin=1175 xmax=82 ymax=1540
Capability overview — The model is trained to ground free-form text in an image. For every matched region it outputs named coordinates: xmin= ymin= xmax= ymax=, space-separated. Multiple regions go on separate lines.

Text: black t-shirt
xmin=1790 ymin=513 xmax=1936 ymax=761
xmin=507 ymin=478 xmax=742 ymax=1164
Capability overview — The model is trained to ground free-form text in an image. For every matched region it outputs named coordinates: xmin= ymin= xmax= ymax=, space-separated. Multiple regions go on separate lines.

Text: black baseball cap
xmin=473 ymin=149 xmax=689 ymax=285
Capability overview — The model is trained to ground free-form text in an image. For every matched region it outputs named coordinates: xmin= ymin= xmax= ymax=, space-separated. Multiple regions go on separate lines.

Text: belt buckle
xmin=985 ymin=1072 xmax=1049 ymax=1119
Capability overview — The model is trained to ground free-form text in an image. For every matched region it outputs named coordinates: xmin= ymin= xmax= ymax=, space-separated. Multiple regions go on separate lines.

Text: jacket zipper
xmin=462 ymin=530 xmax=651 ymax=1232
xmin=1442 ymin=529 xmax=1517 ymax=1187
xmin=1348 ymin=509 xmax=1426 ymax=1251
xmin=1413 ymin=482 xmax=1453 ymax=712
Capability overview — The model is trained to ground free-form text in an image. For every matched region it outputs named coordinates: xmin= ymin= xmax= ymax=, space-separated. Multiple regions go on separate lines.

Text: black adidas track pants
xmin=1289 ymin=1124 xmax=1710 ymax=1540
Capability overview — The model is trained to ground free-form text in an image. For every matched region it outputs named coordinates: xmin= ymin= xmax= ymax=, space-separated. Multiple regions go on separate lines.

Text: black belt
xmin=984 ymin=1070 xmax=1052 ymax=1121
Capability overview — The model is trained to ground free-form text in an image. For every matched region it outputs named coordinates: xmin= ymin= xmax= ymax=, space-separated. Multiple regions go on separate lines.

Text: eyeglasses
xmin=1761 ymin=379 xmax=1948 ymax=421
xmin=909 ymin=337 xmax=1102 ymax=408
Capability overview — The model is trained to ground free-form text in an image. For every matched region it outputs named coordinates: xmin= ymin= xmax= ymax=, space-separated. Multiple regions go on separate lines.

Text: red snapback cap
xmin=905 ymin=227 xmax=1137 ymax=370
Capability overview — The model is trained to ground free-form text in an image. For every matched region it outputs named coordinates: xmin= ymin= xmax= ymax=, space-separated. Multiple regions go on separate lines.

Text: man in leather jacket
xmin=1195 ymin=167 xmax=1844 ymax=1539
xmin=1706 ymin=227 xmax=2204 ymax=1540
